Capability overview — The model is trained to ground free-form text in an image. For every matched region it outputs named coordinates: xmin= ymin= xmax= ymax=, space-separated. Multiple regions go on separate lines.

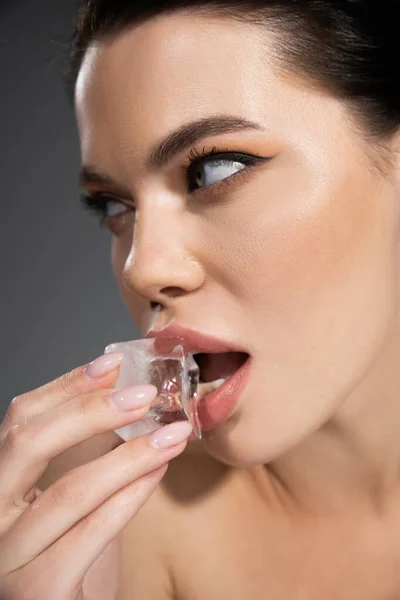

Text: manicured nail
xmin=149 ymin=421 xmax=193 ymax=449
xmin=86 ymin=352 xmax=124 ymax=379
xmin=109 ymin=385 xmax=157 ymax=413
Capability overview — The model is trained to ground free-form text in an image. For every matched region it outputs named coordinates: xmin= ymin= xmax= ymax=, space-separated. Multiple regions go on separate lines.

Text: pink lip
xmin=146 ymin=324 xmax=251 ymax=434
xmin=196 ymin=355 xmax=252 ymax=431
xmin=145 ymin=324 xmax=249 ymax=355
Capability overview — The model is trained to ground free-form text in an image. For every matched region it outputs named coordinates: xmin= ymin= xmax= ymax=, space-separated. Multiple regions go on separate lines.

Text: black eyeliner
xmin=80 ymin=148 xmax=270 ymax=223
xmin=184 ymin=147 xmax=268 ymax=194
xmin=80 ymin=192 xmax=109 ymax=225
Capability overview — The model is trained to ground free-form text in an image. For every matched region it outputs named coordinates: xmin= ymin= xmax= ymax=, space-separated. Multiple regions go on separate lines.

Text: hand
xmin=0 ymin=352 xmax=192 ymax=600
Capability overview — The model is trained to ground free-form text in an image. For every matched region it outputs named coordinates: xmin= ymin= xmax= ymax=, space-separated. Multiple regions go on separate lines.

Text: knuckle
xmin=5 ymin=422 xmax=32 ymax=452
xmin=78 ymin=388 xmax=112 ymax=417
xmin=74 ymin=393 xmax=91 ymax=420
xmin=69 ymin=389 xmax=114 ymax=438
xmin=56 ymin=366 xmax=84 ymax=397
xmin=0 ymin=396 xmax=29 ymax=444
xmin=6 ymin=395 xmax=28 ymax=423
xmin=51 ymin=474 xmax=85 ymax=507
xmin=120 ymin=439 xmax=148 ymax=467
xmin=99 ymin=388 xmax=116 ymax=412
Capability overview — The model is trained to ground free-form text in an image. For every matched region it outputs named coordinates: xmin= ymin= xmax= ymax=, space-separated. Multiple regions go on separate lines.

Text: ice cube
xmin=104 ymin=337 xmax=201 ymax=441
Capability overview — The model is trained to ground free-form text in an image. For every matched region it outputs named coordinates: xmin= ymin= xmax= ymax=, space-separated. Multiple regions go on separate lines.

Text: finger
xmin=0 ymin=352 xmax=124 ymax=444
xmin=59 ymin=464 xmax=169 ymax=591
xmin=2 ymin=465 xmax=168 ymax=598
xmin=0 ymin=384 xmax=158 ymax=514
xmin=2 ymin=420 xmax=189 ymax=573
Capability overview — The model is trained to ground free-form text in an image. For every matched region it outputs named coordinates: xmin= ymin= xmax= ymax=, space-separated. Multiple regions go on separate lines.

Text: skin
xmin=75 ymin=7 xmax=400 ymax=547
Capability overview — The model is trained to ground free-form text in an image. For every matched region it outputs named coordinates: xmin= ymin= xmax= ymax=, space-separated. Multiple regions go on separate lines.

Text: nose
xmin=122 ymin=206 xmax=204 ymax=306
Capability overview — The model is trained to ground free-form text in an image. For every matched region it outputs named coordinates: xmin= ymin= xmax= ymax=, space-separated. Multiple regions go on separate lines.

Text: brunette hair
xmin=66 ymin=0 xmax=400 ymax=172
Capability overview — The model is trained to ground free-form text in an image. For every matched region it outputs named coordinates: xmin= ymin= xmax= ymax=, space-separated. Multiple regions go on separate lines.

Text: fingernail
xmin=149 ymin=421 xmax=193 ymax=449
xmin=86 ymin=352 xmax=124 ymax=379
xmin=109 ymin=385 xmax=157 ymax=412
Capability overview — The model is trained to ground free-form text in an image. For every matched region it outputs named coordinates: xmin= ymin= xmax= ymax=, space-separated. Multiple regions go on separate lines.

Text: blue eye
xmin=186 ymin=149 xmax=263 ymax=193
xmin=189 ymin=159 xmax=247 ymax=190
xmin=80 ymin=149 xmax=269 ymax=228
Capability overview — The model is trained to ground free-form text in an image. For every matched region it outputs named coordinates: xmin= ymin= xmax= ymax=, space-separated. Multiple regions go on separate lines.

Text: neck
xmin=260 ymin=316 xmax=400 ymax=520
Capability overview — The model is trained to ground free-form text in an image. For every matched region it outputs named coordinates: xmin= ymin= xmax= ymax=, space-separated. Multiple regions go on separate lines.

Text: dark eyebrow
xmin=79 ymin=167 xmax=132 ymax=195
xmin=79 ymin=115 xmax=264 ymax=188
xmin=147 ymin=115 xmax=264 ymax=168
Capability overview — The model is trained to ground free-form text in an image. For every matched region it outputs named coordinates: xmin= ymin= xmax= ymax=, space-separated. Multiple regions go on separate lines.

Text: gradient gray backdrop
xmin=1 ymin=1 xmax=140 ymax=420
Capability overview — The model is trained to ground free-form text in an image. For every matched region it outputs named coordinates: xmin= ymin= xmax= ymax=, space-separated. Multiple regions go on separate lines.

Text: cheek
xmin=200 ymin=164 xmax=399 ymax=465
xmin=203 ymin=160 xmax=397 ymax=359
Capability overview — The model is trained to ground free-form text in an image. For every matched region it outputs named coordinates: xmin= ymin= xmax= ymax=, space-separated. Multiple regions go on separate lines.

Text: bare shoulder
xmin=36 ymin=434 xmax=232 ymax=600
xmin=161 ymin=445 xmax=233 ymax=507
xmin=116 ymin=447 xmax=232 ymax=600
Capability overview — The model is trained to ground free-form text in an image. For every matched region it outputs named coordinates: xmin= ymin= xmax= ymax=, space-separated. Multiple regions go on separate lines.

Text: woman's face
xmin=75 ymin=12 xmax=400 ymax=467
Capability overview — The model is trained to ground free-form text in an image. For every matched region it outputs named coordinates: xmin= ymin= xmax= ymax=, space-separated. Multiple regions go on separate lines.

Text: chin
xmin=198 ymin=413 xmax=284 ymax=469
xmin=201 ymin=433 xmax=271 ymax=469
xmin=198 ymin=386 xmax=330 ymax=469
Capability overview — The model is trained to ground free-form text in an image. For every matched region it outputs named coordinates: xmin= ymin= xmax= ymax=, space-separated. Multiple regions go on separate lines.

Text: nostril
xmin=161 ymin=286 xmax=186 ymax=298
xmin=150 ymin=286 xmax=186 ymax=311
xmin=150 ymin=301 xmax=162 ymax=311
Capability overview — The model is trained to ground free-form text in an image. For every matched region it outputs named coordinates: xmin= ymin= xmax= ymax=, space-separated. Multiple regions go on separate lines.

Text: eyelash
xmin=80 ymin=146 xmax=266 ymax=226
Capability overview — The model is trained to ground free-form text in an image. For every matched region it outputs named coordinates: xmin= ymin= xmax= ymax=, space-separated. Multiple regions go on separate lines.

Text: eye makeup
xmin=79 ymin=146 xmax=271 ymax=226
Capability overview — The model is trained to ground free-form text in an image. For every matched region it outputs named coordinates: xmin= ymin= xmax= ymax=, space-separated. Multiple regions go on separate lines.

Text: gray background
xmin=0 ymin=1 xmax=140 ymax=420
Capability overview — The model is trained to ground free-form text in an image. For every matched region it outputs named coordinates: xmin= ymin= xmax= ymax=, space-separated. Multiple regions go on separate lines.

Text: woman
xmin=1 ymin=0 xmax=400 ymax=597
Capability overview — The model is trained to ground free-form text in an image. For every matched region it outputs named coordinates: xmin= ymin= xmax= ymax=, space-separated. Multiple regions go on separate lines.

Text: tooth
xmin=210 ymin=378 xmax=227 ymax=389
xmin=198 ymin=378 xmax=227 ymax=397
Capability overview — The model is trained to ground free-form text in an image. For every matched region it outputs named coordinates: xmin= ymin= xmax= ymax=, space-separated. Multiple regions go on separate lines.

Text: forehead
xmin=75 ymin=13 xmax=271 ymax=116
xmin=74 ymin=11 xmax=348 ymax=177
xmin=75 ymin=14 xmax=284 ymax=161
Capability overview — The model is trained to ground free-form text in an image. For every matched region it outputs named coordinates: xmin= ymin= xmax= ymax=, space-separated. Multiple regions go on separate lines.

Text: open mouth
xmin=193 ymin=351 xmax=249 ymax=397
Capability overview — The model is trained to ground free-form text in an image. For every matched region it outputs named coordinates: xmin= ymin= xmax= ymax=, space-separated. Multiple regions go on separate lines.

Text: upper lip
xmin=145 ymin=324 xmax=249 ymax=356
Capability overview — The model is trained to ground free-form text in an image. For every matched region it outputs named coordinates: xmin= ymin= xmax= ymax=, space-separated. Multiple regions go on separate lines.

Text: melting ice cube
xmin=104 ymin=337 xmax=201 ymax=441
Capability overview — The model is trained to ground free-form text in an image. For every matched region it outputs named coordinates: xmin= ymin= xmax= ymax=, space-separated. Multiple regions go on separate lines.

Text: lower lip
xmin=192 ymin=355 xmax=252 ymax=434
